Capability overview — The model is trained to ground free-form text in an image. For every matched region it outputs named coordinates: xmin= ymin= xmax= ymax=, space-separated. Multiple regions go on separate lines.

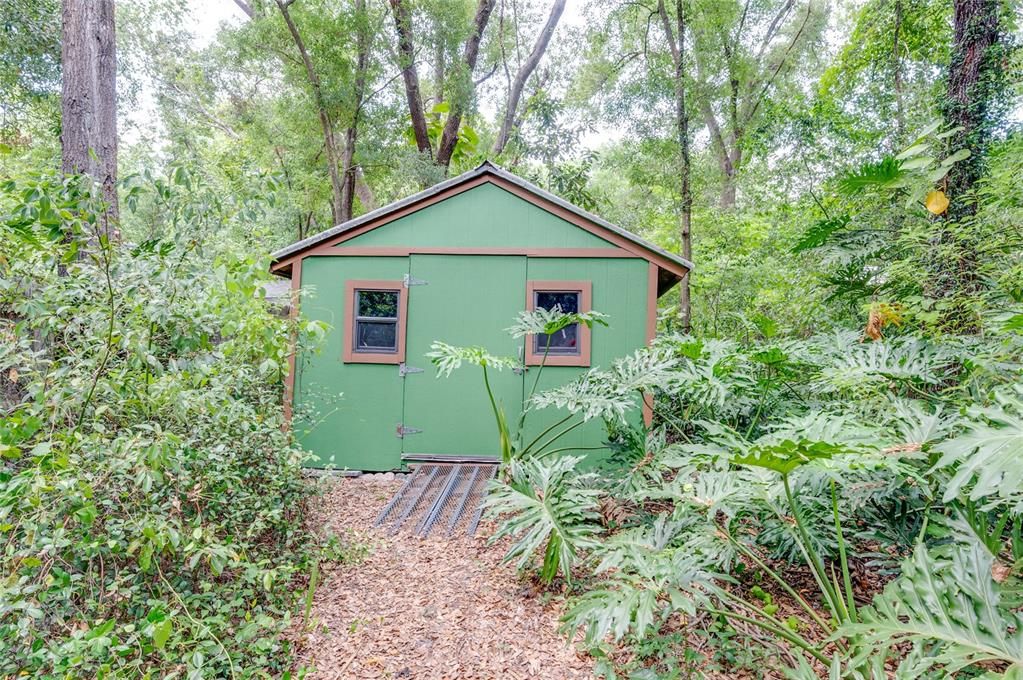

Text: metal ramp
xmin=374 ymin=463 xmax=497 ymax=537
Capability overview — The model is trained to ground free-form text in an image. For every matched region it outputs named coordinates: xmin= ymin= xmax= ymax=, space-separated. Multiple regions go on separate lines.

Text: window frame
xmin=524 ymin=280 xmax=592 ymax=367
xmin=343 ymin=280 xmax=408 ymax=364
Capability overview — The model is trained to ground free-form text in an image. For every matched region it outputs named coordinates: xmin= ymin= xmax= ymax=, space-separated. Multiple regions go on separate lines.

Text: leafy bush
xmin=0 ymin=174 xmax=323 ymax=677
xmin=466 ymin=314 xmax=1023 ymax=676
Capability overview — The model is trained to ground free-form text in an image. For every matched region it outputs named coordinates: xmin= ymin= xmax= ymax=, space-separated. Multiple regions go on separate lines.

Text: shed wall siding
xmin=338 ymin=183 xmax=613 ymax=249
xmin=522 ymin=258 xmax=650 ymax=463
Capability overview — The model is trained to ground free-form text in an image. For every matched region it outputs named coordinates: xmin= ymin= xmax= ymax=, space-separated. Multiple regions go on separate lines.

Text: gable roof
xmin=270 ymin=161 xmax=692 ymax=288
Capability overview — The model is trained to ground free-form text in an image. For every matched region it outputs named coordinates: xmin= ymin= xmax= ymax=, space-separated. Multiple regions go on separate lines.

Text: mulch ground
xmin=294 ymin=476 xmax=595 ymax=680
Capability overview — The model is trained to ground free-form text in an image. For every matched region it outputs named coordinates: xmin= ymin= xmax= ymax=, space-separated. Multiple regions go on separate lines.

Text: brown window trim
xmin=525 ymin=280 xmax=592 ymax=367
xmin=343 ymin=279 xmax=408 ymax=364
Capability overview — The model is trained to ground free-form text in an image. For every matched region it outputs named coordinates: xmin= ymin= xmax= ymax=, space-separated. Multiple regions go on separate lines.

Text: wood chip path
xmin=295 ymin=476 xmax=595 ymax=680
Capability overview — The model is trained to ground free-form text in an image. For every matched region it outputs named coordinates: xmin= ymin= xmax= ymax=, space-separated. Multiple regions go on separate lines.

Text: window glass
xmin=536 ymin=291 xmax=579 ymax=314
xmin=354 ymin=289 xmax=399 ymax=353
xmin=357 ymin=290 xmax=398 ymax=318
xmin=534 ymin=290 xmax=581 ymax=355
xmin=356 ymin=320 xmax=397 ymax=351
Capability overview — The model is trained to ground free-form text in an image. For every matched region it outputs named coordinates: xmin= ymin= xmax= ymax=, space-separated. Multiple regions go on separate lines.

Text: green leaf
xmin=484 ymin=456 xmax=601 ymax=584
xmin=838 ymin=158 xmax=904 ymax=194
xmin=900 ymin=156 xmax=935 ymax=170
xmin=792 ymin=216 xmax=850 ymax=252
xmin=153 ymin=619 xmax=172 ymax=650
xmin=839 ymin=541 xmax=1023 ymax=675
xmin=932 ymin=389 xmax=1023 ymax=510
xmin=941 ymin=148 xmax=972 ymax=165
xmin=895 ymin=142 xmax=929 ymax=160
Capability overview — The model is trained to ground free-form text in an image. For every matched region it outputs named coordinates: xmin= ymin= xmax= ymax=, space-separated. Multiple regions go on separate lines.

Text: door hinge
xmin=398 ymin=362 xmax=424 ymax=378
xmin=403 ymin=273 xmax=428 ymax=287
xmin=396 ymin=424 xmax=424 ymax=438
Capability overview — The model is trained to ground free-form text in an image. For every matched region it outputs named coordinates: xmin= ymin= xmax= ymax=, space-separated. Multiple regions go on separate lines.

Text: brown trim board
xmin=283 ymin=257 xmax=302 ymax=428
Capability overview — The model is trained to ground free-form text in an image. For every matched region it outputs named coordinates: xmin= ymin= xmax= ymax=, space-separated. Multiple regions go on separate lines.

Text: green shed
xmin=270 ymin=162 xmax=692 ymax=471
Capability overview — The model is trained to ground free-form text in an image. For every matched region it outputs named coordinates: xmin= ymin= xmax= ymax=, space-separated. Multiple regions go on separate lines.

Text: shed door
xmin=401 ymin=255 xmax=526 ymax=458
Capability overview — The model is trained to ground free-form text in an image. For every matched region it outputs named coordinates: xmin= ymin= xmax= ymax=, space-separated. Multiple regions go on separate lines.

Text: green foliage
xmin=841 ymin=541 xmax=1023 ymax=676
xmin=540 ymin=323 xmax=1023 ymax=677
xmin=485 ymin=456 xmax=601 ymax=584
xmin=429 ymin=306 xmax=635 ymax=582
xmin=0 ymin=173 xmax=323 ymax=677
xmin=933 ymin=387 xmax=1023 ymax=511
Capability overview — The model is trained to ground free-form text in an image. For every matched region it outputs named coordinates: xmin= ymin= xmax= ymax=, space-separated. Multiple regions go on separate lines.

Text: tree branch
xmin=389 ymin=0 xmax=432 ymax=157
xmin=492 ymin=0 xmax=566 ymax=155
xmin=435 ymin=0 xmax=497 ymax=168
xmin=232 ymin=0 xmax=254 ymax=18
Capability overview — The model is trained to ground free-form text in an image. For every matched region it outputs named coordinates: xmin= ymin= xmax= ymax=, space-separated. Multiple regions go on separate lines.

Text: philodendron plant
xmin=427 ymin=307 xmax=677 ymax=583
xmin=427 ymin=306 xmax=609 ymax=469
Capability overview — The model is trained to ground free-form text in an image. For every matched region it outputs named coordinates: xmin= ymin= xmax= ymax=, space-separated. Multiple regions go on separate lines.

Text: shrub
xmin=0 ymin=173 xmax=323 ymax=677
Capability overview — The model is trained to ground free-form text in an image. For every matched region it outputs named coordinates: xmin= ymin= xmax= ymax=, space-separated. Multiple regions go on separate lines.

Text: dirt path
xmin=296 ymin=476 xmax=595 ymax=680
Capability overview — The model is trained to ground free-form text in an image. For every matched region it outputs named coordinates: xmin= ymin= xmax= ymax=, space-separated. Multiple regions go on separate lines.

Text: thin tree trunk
xmin=61 ymin=0 xmax=118 ymax=238
xmin=341 ymin=0 xmax=370 ymax=221
xmin=275 ymin=0 xmax=344 ymax=226
xmin=390 ymin=0 xmax=432 ymax=157
xmin=891 ymin=0 xmax=905 ymax=142
xmin=435 ymin=0 xmax=497 ymax=170
xmin=355 ymin=167 xmax=376 ymax=210
xmin=432 ymin=15 xmax=446 ymax=111
xmin=491 ymin=0 xmax=566 ymax=155
xmin=658 ymin=0 xmax=693 ymax=332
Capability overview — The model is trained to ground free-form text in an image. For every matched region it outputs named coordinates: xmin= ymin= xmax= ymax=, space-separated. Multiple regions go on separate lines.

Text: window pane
xmin=536 ymin=291 xmax=579 ymax=314
xmin=535 ymin=322 xmax=579 ymax=355
xmin=356 ymin=321 xmax=397 ymax=351
xmin=357 ymin=290 xmax=399 ymax=318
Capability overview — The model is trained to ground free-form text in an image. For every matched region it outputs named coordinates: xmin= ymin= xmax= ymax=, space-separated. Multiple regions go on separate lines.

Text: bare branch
xmin=232 ymin=0 xmax=254 ymax=18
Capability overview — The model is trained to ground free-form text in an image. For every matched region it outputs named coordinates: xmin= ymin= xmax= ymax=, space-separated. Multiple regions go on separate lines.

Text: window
xmin=355 ymin=290 xmax=399 ymax=352
xmin=343 ymin=280 xmax=406 ymax=364
xmin=525 ymin=280 xmax=592 ymax=367
xmin=534 ymin=291 xmax=581 ymax=355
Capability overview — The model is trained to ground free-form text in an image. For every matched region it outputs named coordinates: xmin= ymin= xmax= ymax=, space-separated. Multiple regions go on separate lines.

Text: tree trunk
xmin=720 ymin=148 xmax=740 ymax=209
xmin=275 ymin=0 xmax=344 ymax=226
xmin=929 ymin=0 xmax=1004 ymax=325
xmin=390 ymin=0 xmax=432 ymax=158
xmin=341 ymin=0 xmax=370 ymax=222
xmin=435 ymin=0 xmax=496 ymax=170
xmin=658 ymin=0 xmax=693 ymax=331
xmin=61 ymin=0 xmax=118 ymax=237
xmin=491 ymin=0 xmax=566 ymax=156
xmin=942 ymin=0 xmax=1002 ymax=218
